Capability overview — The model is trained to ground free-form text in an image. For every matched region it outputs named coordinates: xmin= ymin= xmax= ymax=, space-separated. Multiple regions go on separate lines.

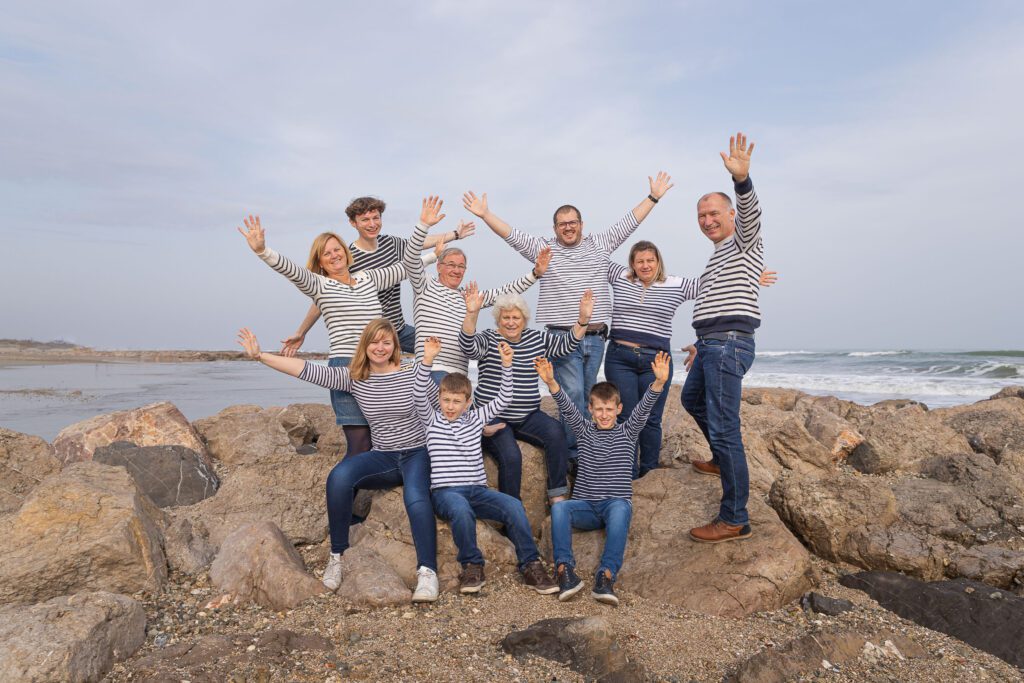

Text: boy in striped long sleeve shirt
xmin=413 ymin=337 xmax=558 ymax=595
xmin=535 ymin=352 xmax=670 ymax=606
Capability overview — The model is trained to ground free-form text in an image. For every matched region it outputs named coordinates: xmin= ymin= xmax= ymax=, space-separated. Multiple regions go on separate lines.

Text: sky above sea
xmin=1 ymin=1 xmax=1022 ymax=352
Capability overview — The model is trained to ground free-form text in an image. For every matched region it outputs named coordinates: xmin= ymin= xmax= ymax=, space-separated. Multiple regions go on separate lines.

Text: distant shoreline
xmin=0 ymin=340 xmax=326 ymax=365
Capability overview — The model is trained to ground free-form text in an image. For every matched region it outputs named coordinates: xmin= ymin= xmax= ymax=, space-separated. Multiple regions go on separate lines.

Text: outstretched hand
xmin=237 ymin=215 xmax=266 ymax=253
xmin=498 ymin=341 xmax=514 ymax=367
xmin=457 ymin=220 xmax=476 ymax=241
xmin=578 ymin=289 xmax=594 ymax=324
xmin=237 ymin=328 xmax=262 ymax=360
xmin=462 ymin=191 xmax=488 ymax=218
xmin=682 ymin=344 xmax=697 ymax=371
xmin=721 ymin=132 xmax=754 ymax=182
xmin=423 ymin=336 xmax=442 ymax=364
xmin=420 ymin=196 xmax=446 ymax=227
xmin=462 ymin=281 xmax=484 ymax=314
xmin=534 ymin=357 xmax=557 ymax=387
xmin=433 ymin=235 xmax=447 ymax=261
xmin=651 ymin=351 xmax=671 ymax=389
xmin=759 ymin=270 xmax=778 ymax=287
xmin=648 ymin=171 xmax=675 ymax=200
xmin=533 ymin=246 xmax=552 ymax=278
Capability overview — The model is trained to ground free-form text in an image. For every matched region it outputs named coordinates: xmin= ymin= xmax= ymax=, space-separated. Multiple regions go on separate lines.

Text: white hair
xmin=491 ymin=293 xmax=531 ymax=325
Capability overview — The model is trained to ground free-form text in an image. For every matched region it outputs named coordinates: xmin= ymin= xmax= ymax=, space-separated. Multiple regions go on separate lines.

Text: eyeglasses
xmin=440 ymin=262 xmax=467 ymax=270
xmin=555 ymin=220 xmax=580 ymax=229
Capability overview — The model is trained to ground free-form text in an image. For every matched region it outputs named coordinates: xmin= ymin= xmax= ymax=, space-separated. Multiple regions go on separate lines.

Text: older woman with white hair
xmin=459 ymin=285 xmax=593 ymax=504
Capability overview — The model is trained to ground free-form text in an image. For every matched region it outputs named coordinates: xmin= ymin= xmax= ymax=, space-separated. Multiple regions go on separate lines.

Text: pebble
xmin=154 ymin=634 xmax=169 ymax=647
xmin=402 ymin=612 xmax=415 ymax=619
xmin=246 ymin=644 xmax=256 ymax=652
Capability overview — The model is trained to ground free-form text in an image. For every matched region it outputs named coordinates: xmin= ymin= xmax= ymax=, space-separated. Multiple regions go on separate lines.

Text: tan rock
xmin=933 ymin=396 xmax=1024 ymax=461
xmin=0 ymin=591 xmax=146 ymax=683
xmin=0 ymin=427 xmax=60 ymax=514
xmin=847 ymin=404 xmax=972 ymax=474
xmin=52 ymin=401 xmax=209 ymax=467
xmin=209 ymin=521 xmax=327 ymax=610
xmin=0 ymin=462 xmax=167 ymax=605
xmin=266 ymin=402 xmax=346 ymax=457
xmin=193 ymin=404 xmax=296 ymax=464
xmin=335 ymin=546 xmax=412 ymax=607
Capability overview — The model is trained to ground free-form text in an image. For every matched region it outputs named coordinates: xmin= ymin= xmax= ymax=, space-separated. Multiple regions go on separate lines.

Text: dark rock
xmin=501 ymin=616 xmax=647 ymax=681
xmin=255 ymin=629 xmax=332 ymax=656
xmin=801 ymin=591 xmax=854 ymax=616
xmin=94 ymin=441 xmax=218 ymax=507
xmin=839 ymin=570 xmax=1024 ymax=669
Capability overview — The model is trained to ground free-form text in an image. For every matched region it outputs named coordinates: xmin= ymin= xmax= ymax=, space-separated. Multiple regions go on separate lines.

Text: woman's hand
xmin=279 ymin=332 xmax=305 ymax=357
xmin=682 ymin=344 xmax=697 ymax=371
xmin=462 ymin=281 xmax=484 ymax=314
xmin=420 ymin=196 xmax=446 ymax=227
xmin=237 ymin=327 xmax=262 ymax=360
xmin=651 ymin=351 xmax=671 ymax=391
xmin=533 ymin=246 xmax=552 ymax=278
xmin=423 ymin=336 xmax=442 ymax=365
xmin=498 ymin=341 xmax=514 ymax=368
xmin=759 ymin=269 xmax=778 ymax=287
xmin=578 ymin=289 xmax=594 ymax=324
xmin=462 ymin=191 xmax=488 ymax=218
xmin=237 ymin=215 xmax=266 ymax=253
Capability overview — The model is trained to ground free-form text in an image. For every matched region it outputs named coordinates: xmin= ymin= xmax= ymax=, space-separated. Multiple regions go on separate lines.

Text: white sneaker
xmin=322 ymin=553 xmax=343 ymax=592
xmin=412 ymin=566 xmax=439 ymax=603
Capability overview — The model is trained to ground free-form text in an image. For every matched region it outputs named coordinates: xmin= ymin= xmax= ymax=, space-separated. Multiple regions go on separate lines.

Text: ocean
xmin=1 ymin=349 xmax=1021 ymax=441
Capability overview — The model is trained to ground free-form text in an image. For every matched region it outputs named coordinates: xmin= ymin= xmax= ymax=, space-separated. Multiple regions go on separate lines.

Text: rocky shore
xmin=1 ymin=385 xmax=1023 ymax=681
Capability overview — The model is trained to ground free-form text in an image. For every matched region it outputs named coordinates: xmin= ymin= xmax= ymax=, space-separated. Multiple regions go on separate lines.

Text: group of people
xmin=235 ymin=132 xmax=766 ymax=606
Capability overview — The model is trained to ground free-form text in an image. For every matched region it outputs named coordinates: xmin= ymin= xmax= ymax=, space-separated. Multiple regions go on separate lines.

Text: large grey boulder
xmin=0 ymin=427 xmax=60 ymax=513
xmin=93 ymin=440 xmax=218 ymax=507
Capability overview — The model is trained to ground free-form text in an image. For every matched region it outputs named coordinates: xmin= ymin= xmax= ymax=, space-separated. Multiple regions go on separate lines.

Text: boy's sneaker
xmin=322 ymin=553 xmax=343 ymax=592
xmin=591 ymin=569 xmax=619 ymax=606
xmin=412 ymin=566 xmax=439 ymax=603
xmin=459 ymin=563 xmax=486 ymax=594
xmin=521 ymin=560 xmax=559 ymax=595
xmin=556 ymin=563 xmax=584 ymax=602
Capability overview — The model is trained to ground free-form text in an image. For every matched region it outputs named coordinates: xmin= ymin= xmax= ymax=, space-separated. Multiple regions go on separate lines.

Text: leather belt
xmin=698 ymin=331 xmax=754 ymax=341
xmin=547 ymin=324 xmax=608 ymax=338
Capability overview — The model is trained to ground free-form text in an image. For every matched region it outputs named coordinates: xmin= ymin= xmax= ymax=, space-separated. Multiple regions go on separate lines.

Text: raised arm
xmin=478 ymin=247 xmax=548 ymax=306
xmin=463 ymin=191 xmax=512 ymax=239
xmin=237 ymin=215 xmax=322 ymax=298
xmin=458 ymin=282 xmax=491 ymax=360
xmin=238 ymin=327 xmax=350 ymax=391
xmin=630 ymin=171 xmax=675 ymax=224
xmin=476 ymin=343 xmax=515 ymax=423
xmin=535 ymin=357 xmax=589 ymax=438
xmin=404 ymin=196 xmax=447 ymax=295
xmin=591 ymin=172 xmax=674 ymax=255
xmin=280 ymin=303 xmax=321 ymax=357
xmin=423 ymin=220 xmax=476 ymax=249
xmin=623 ymin=351 xmax=670 ymax=440
xmin=543 ymin=290 xmax=591 ymax=357
xmin=721 ymin=132 xmax=761 ymax=250
xmin=412 ymin=336 xmax=443 ymax=422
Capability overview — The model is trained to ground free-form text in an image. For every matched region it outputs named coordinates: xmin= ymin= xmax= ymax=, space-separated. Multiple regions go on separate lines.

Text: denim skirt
xmin=327 ymin=357 xmax=368 ymax=426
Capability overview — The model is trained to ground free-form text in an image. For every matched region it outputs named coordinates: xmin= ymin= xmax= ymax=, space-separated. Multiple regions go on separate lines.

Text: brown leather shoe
xmin=459 ymin=563 xmax=486 ymax=593
xmin=689 ymin=519 xmax=752 ymax=543
xmin=692 ymin=460 xmax=721 ymax=477
xmin=521 ymin=560 xmax=559 ymax=595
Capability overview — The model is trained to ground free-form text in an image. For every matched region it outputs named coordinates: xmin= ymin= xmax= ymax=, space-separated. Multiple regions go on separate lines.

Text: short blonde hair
xmin=491 ymin=293 xmax=531 ymax=325
xmin=306 ymin=232 xmax=353 ymax=276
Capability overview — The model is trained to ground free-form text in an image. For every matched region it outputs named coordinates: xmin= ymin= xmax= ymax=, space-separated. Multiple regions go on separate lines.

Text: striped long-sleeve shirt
xmin=257 ymin=247 xmax=407 ymax=358
xmin=692 ymin=178 xmax=764 ymax=336
xmin=608 ymin=262 xmax=699 ymax=351
xmin=553 ymin=385 xmax=661 ymax=500
xmin=503 ymin=211 xmax=640 ymax=327
xmin=297 ymin=361 xmax=426 ymax=451
xmin=413 ymin=361 xmax=513 ymax=489
xmin=404 ymin=222 xmax=537 ymax=373
xmin=459 ymin=328 xmax=580 ymax=421
xmin=348 ymin=234 xmax=437 ymax=333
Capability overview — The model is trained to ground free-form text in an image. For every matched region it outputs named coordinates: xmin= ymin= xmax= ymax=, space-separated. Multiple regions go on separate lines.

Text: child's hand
xmin=533 ymin=357 xmax=556 ymax=386
xmin=577 ymin=289 xmax=594 ymax=325
xmin=498 ymin=341 xmax=513 ymax=367
xmin=651 ymin=351 xmax=671 ymax=390
xmin=423 ymin=336 xmax=442 ymax=364
xmin=237 ymin=327 xmax=262 ymax=360
xmin=462 ymin=281 xmax=484 ymax=314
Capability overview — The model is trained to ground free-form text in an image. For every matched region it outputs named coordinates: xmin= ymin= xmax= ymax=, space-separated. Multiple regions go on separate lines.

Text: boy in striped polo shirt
xmin=413 ymin=337 xmax=558 ymax=595
xmin=535 ymin=353 xmax=670 ymax=605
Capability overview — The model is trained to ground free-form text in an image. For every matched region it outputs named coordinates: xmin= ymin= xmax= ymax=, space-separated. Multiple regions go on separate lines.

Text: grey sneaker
xmin=412 ymin=566 xmax=439 ymax=603
xmin=521 ymin=560 xmax=559 ymax=595
xmin=322 ymin=553 xmax=343 ymax=592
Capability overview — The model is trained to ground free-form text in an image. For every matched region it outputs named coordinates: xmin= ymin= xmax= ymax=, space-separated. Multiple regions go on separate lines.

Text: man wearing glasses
xmin=463 ymin=173 xmax=674 ymax=454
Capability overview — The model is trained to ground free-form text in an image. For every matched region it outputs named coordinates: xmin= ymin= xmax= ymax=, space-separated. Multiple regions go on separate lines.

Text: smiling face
xmin=439 ymin=390 xmax=470 ymax=422
xmin=553 ymin=208 xmax=583 ymax=247
xmin=631 ymin=248 xmax=660 ymax=284
xmin=696 ymin=194 xmax=737 ymax=244
xmin=365 ymin=330 xmax=395 ymax=368
xmin=319 ymin=237 xmax=350 ymax=276
xmin=350 ymin=209 xmax=383 ymax=242
xmin=437 ymin=251 xmax=467 ymax=289
xmin=588 ymin=396 xmax=623 ymax=430
xmin=497 ymin=306 xmax=526 ymax=342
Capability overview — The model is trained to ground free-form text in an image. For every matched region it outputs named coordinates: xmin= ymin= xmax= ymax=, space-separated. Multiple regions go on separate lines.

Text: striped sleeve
xmin=364 ymin=261 xmax=409 ymax=290
xmin=623 ymin=385 xmax=662 ymax=441
xmin=733 ymin=177 xmax=762 ymax=251
xmin=591 ymin=211 xmax=641 ymax=254
xmin=480 ymin=272 xmax=537 ymax=306
xmin=607 ymin=261 xmax=629 ymax=284
xmin=412 ymin=362 xmax=440 ymax=423
xmin=404 ymin=223 xmax=431 ymax=295
xmin=504 ymin=227 xmax=545 ymax=261
xmin=257 ymin=247 xmax=322 ymax=299
xmin=476 ymin=364 xmax=513 ymax=423
xmin=458 ymin=330 xmax=490 ymax=360
xmin=542 ymin=329 xmax=581 ymax=358
xmin=553 ymin=388 xmax=589 ymax=439
xmin=297 ymin=360 xmax=351 ymax=392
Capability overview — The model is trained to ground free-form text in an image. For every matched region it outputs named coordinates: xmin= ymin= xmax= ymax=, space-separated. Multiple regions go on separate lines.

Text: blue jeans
xmin=328 ymin=357 xmax=368 ymax=426
xmin=550 ymin=498 xmax=632 ymax=579
xmin=680 ymin=337 xmax=755 ymax=526
xmin=548 ymin=330 xmax=607 ymax=457
xmin=325 ymin=446 xmax=437 ymax=570
xmin=430 ymin=485 xmax=540 ymax=568
xmin=603 ymin=341 xmax=673 ymax=478
xmin=397 ymin=323 xmax=417 ymax=354
xmin=430 ymin=369 xmax=448 ymax=384
xmin=481 ymin=410 xmax=569 ymax=499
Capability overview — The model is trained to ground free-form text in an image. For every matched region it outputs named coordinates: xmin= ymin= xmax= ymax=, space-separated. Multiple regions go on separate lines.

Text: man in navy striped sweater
xmin=683 ymin=132 xmax=763 ymax=545
xmin=536 ymin=352 xmax=670 ymax=606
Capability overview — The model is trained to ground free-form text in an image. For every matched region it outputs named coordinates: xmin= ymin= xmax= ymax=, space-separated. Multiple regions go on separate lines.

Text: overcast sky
xmin=2 ymin=1 xmax=1022 ymax=352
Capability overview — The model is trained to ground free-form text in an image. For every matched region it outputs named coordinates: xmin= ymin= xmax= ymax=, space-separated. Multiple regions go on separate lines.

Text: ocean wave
xmin=963 ymin=350 xmax=1024 ymax=358
xmin=847 ymin=351 xmax=909 ymax=357
xmin=741 ymin=371 xmax=1012 ymax=401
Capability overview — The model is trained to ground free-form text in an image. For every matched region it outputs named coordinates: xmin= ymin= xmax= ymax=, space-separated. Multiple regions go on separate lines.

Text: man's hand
xmin=721 ymin=132 xmax=754 ymax=182
xmin=420 ymin=196 xmax=446 ymax=227
xmin=280 ymin=332 xmax=305 ymax=357
xmin=682 ymin=344 xmax=697 ymax=371
xmin=648 ymin=171 xmax=675 ymax=200
xmin=237 ymin=328 xmax=262 ymax=360
xmin=462 ymin=191 xmax=488 ymax=218
xmin=534 ymin=357 xmax=558 ymax=391
xmin=651 ymin=351 xmax=671 ymax=391
xmin=759 ymin=270 xmax=778 ymax=287
xmin=578 ymin=289 xmax=594 ymax=324
xmin=533 ymin=246 xmax=552 ymax=278
xmin=498 ymin=341 xmax=513 ymax=368
xmin=423 ymin=336 xmax=441 ymax=365
xmin=433 ymin=235 xmax=447 ymax=261
xmin=237 ymin=215 xmax=266 ymax=253
xmin=456 ymin=220 xmax=476 ymax=241
xmin=462 ymin=281 xmax=484 ymax=314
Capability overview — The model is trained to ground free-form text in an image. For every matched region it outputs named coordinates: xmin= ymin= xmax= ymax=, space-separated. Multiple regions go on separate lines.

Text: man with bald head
xmin=683 ymin=133 xmax=764 ymax=545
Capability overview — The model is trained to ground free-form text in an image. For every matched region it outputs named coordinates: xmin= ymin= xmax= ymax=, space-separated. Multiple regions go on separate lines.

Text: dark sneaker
xmin=556 ymin=563 xmax=584 ymax=602
xmin=459 ymin=563 xmax=486 ymax=594
xmin=521 ymin=560 xmax=559 ymax=595
xmin=691 ymin=460 xmax=721 ymax=477
xmin=591 ymin=569 xmax=618 ymax=606
xmin=689 ymin=519 xmax=752 ymax=543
